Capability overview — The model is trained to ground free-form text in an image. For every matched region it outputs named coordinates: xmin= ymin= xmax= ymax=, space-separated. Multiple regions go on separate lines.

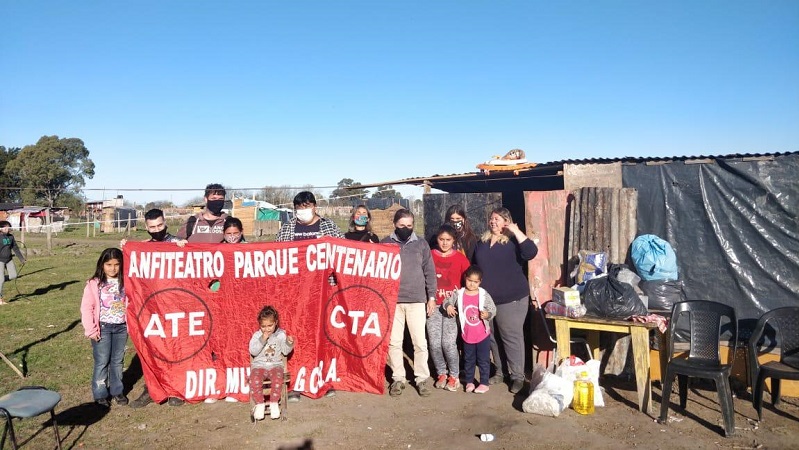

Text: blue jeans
xmin=464 ymin=335 xmax=491 ymax=386
xmin=91 ymin=322 xmax=128 ymax=400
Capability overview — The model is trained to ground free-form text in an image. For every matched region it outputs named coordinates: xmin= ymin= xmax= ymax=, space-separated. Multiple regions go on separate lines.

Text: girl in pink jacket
xmin=80 ymin=248 xmax=128 ymax=408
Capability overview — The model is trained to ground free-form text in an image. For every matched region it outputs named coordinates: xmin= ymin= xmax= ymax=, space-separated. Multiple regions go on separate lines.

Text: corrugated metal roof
xmin=357 ymin=151 xmax=799 ymax=189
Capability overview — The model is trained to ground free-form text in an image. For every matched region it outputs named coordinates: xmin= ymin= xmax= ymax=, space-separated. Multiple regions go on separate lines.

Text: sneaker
xmin=474 ymin=384 xmax=490 ymax=394
xmin=252 ymin=403 xmax=265 ymax=421
xmin=416 ymin=378 xmax=432 ymax=397
xmin=287 ymin=391 xmax=301 ymax=403
xmin=203 ymin=397 xmax=218 ymax=404
xmin=434 ymin=374 xmax=448 ymax=389
xmin=389 ymin=380 xmax=405 ymax=397
xmin=445 ymin=376 xmax=460 ymax=392
xmin=113 ymin=394 xmax=129 ymax=406
xmin=324 ymin=388 xmax=336 ymax=398
xmin=167 ymin=397 xmax=184 ymax=406
xmin=269 ymin=401 xmax=280 ymax=420
xmin=224 ymin=396 xmax=239 ymax=402
xmin=130 ymin=391 xmax=153 ymax=408
xmin=510 ymin=379 xmax=525 ymax=394
xmin=95 ymin=398 xmax=110 ymax=408
xmin=488 ymin=374 xmax=504 ymax=385
xmin=465 ymin=383 xmax=476 ymax=393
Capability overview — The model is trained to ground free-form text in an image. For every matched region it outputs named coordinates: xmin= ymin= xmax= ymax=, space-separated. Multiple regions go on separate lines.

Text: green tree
xmin=372 ymin=185 xmax=403 ymax=199
xmin=0 ymin=146 xmax=21 ymax=203
xmin=5 ymin=136 xmax=95 ymax=207
xmin=330 ymin=178 xmax=369 ymax=204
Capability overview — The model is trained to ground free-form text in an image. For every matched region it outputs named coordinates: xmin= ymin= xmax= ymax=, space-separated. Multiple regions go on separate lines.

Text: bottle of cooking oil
xmin=573 ymin=371 xmax=595 ymax=415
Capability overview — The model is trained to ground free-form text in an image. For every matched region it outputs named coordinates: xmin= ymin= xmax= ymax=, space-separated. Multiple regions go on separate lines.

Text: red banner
xmin=123 ymin=237 xmax=400 ymax=403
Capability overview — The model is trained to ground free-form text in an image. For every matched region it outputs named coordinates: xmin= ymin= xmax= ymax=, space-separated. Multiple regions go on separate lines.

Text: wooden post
xmin=0 ymin=351 xmax=25 ymax=379
xmin=45 ymin=208 xmax=52 ymax=252
xmin=86 ymin=209 xmax=90 ymax=237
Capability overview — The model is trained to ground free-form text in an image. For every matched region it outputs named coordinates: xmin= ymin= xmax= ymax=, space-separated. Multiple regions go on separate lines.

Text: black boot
xmin=130 ymin=389 xmax=153 ymax=408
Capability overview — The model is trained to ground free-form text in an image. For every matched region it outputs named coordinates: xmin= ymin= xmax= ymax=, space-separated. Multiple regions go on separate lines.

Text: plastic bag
xmin=631 ymin=235 xmax=679 ymax=281
xmin=640 ymin=280 xmax=684 ymax=311
xmin=573 ymin=250 xmax=608 ymax=284
xmin=555 ymin=356 xmax=605 ymax=407
xmin=522 ymin=367 xmax=573 ymax=417
xmin=583 ymin=264 xmax=647 ymax=318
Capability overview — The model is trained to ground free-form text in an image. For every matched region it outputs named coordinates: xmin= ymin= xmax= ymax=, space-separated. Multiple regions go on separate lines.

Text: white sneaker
xmin=253 ymin=403 xmax=266 ymax=421
xmin=203 ymin=398 xmax=217 ymax=404
xmin=224 ymin=396 xmax=238 ymax=403
xmin=269 ymin=402 xmax=280 ymax=420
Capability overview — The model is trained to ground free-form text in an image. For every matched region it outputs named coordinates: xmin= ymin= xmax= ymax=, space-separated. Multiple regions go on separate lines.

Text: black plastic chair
xmin=658 ymin=300 xmax=737 ymax=437
xmin=0 ymin=386 xmax=62 ymax=450
xmin=747 ymin=306 xmax=799 ymax=421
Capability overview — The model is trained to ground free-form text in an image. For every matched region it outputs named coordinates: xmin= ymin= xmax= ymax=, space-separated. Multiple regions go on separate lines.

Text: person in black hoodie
xmin=0 ymin=220 xmax=25 ymax=305
xmin=344 ymin=205 xmax=379 ymax=243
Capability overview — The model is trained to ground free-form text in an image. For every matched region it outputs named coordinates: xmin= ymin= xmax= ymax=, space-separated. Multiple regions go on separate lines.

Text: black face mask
xmin=206 ymin=199 xmax=225 ymax=216
xmin=395 ymin=227 xmax=413 ymax=241
xmin=148 ymin=228 xmax=168 ymax=242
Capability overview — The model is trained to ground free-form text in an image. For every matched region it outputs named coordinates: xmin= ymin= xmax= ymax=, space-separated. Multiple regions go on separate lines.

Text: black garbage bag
xmin=583 ymin=264 xmax=648 ymax=319
xmin=640 ymin=280 xmax=685 ymax=312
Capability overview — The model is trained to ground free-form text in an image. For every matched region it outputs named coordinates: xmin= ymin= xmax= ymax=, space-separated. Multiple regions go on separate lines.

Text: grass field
xmin=0 ymin=229 xmax=142 ymax=443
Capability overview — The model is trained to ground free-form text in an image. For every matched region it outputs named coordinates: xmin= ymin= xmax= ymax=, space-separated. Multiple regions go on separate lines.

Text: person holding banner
xmin=473 ymin=207 xmax=537 ymax=395
xmin=176 ymin=183 xmax=228 ymax=243
xmin=381 ymin=209 xmax=438 ymax=397
xmin=276 ymin=190 xmax=344 ymax=402
xmin=80 ymin=248 xmax=128 ymax=408
xmin=276 ymin=191 xmax=344 ymax=242
xmin=127 ymin=208 xmax=186 ymax=408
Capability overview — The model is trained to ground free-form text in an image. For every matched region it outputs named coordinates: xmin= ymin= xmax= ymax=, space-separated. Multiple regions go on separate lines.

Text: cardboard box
xmin=552 ymin=287 xmax=581 ymax=307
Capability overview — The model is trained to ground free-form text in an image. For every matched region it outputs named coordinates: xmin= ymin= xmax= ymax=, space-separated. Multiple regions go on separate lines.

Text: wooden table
xmin=546 ymin=314 xmax=666 ymax=415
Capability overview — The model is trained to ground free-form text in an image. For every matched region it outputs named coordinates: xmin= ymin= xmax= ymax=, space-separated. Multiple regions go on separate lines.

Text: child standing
xmin=443 ymin=265 xmax=496 ymax=394
xmin=249 ymin=305 xmax=294 ymax=420
xmin=222 ymin=216 xmax=246 ymax=243
xmin=0 ymin=220 xmax=26 ymax=305
xmin=428 ymin=224 xmax=470 ymax=391
xmin=80 ymin=248 xmax=128 ymax=407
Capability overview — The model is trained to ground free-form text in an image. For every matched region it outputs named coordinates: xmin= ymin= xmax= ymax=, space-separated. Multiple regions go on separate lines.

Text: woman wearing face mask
xmin=344 ymin=205 xmax=379 ymax=243
xmin=381 ymin=209 xmax=438 ymax=398
xmin=445 ymin=204 xmax=477 ymax=262
xmin=222 ymin=216 xmax=246 ymax=243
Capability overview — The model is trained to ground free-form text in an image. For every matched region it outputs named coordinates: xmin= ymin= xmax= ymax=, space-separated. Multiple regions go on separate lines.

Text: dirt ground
xmin=41 ymin=374 xmax=797 ymax=450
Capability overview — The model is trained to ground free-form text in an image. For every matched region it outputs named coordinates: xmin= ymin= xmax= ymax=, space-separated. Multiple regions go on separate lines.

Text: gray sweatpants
xmin=426 ymin=308 xmax=459 ymax=377
xmin=0 ymin=261 xmax=18 ymax=297
xmin=489 ymin=296 xmax=529 ymax=382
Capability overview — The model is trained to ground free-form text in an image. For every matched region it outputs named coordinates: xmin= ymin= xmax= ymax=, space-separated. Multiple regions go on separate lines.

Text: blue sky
xmin=1 ymin=1 xmax=797 ymax=206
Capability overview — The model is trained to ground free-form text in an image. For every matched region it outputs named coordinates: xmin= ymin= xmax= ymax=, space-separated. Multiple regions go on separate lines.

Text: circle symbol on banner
xmin=136 ymin=287 xmax=213 ymax=364
xmin=323 ymin=285 xmax=390 ymax=358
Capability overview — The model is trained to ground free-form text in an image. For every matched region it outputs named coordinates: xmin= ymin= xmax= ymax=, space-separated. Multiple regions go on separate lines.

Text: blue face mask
xmin=354 ymin=215 xmax=369 ymax=226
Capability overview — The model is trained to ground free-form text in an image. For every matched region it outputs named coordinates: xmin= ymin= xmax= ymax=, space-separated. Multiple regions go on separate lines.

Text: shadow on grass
xmin=123 ymin=354 xmax=144 ymax=396
xmin=11 ymin=320 xmax=81 ymax=376
xmin=11 ymin=280 xmax=80 ymax=302
xmin=45 ymin=402 xmax=110 ymax=450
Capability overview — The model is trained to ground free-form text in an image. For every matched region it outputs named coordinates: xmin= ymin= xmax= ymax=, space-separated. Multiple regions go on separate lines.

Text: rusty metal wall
xmin=567 ymin=187 xmax=638 ymax=281
xmin=524 ymin=191 xmax=570 ymax=302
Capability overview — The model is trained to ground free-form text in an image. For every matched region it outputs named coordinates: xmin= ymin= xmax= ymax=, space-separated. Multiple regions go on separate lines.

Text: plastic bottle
xmin=572 ymin=371 xmax=595 ymax=415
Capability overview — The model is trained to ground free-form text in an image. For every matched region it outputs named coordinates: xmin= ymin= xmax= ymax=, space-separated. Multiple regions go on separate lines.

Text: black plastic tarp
xmin=623 ymin=155 xmax=799 ymax=323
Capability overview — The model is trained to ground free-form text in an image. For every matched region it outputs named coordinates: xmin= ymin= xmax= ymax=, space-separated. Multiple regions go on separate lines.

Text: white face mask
xmin=295 ymin=208 xmax=314 ymax=224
